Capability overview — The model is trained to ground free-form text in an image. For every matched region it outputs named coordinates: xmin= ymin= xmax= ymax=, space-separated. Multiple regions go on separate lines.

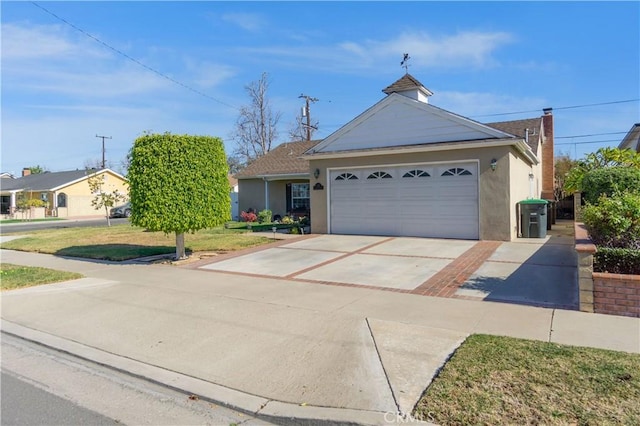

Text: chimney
xmin=22 ymin=168 xmax=31 ymax=177
xmin=541 ymin=108 xmax=554 ymax=200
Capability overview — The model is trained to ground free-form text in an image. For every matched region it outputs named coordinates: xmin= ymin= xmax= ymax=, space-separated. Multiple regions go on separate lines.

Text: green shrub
xmin=594 ymin=247 xmax=640 ymax=275
xmin=257 ymin=209 xmax=272 ymax=224
xmin=281 ymin=216 xmax=294 ymax=224
xmin=582 ymin=192 xmax=640 ymax=249
xmin=582 ymin=167 xmax=640 ymax=205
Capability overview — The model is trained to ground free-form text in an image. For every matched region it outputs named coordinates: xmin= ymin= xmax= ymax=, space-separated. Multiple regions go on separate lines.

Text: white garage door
xmin=329 ymin=162 xmax=479 ymax=239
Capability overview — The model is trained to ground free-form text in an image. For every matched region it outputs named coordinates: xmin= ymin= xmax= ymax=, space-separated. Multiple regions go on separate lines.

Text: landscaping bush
xmin=240 ymin=210 xmax=257 ymax=222
xmin=582 ymin=192 xmax=640 ymax=250
xmin=281 ymin=216 xmax=294 ymax=224
xmin=257 ymin=209 xmax=272 ymax=224
xmin=594 ymin=247 xmax=640 ymax=275
xmin=582 ymin=167 xmax=640 ymax=205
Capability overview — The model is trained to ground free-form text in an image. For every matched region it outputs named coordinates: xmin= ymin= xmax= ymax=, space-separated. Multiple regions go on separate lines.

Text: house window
xmin=366 ymin=171 xmax=392 ymax=179
xmin=57 ymin=193 xmax=67 ymax=208
xmin=402 ymin=169 xmax=430 ymax=178
xmin=291 ymin=183 xmax=310 ymax=210
xmin=335 ymin=173 xmax=358 ymax=181
xmin=442 ymin=168 xmax=472 ymax=176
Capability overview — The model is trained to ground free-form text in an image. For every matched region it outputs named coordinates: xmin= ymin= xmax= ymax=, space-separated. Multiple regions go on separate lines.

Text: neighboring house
xmin=618 ymin=123 xmax=640 ymax=152
xmin=228 ymin=175 xmax=239 ymax=221
xmin=0 ymin=168 xmax=128 ymax=218
xmin=239 ymin=74 xmax=554 ymax=241
xmin=0 ymin=172 xmax=15 ymax=179
xmin=236 ymin=140 xmax=319 ymax=220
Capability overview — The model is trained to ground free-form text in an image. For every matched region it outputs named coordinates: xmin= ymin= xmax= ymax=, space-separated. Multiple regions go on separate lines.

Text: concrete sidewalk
xmin=1 ymin=248 xmax=639 ymax=425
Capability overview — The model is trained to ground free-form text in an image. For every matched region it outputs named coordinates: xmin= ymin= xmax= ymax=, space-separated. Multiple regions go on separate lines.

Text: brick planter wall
xmin=575 ymin=222 xmax=595 ymax=312
xmin=574 ymin=222 xmax=640 ymax=318
xmin=593 ymin=273 xmax=640 ymax=318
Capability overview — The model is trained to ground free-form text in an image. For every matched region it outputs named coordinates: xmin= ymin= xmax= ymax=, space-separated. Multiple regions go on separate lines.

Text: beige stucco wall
xmin=238 ymin=178 xmax=309 ymax=220
xmin=309 ymin=146 xmax=535 ymax=241
xmin=238 ymin=179 xmax=266 ymax=215
xmin=508 ymin=151 xmax=538 ymax=239
xmin=59 ymin=170 xmax=128 ymax=217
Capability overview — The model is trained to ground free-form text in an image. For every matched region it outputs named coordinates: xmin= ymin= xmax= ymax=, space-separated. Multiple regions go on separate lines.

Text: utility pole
xmin=95 ymin=135 xmax=112 ymax=169
xmin=298 ymin=94 xmax=318 ymax=141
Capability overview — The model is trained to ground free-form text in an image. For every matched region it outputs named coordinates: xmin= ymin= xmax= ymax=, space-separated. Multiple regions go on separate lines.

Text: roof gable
xmin=0 ymin=169 xmax=125 ymax=192
xmin=618 ymin=123 xmax=640 ymax=152
xmin=486 ymin=117 xmax=543 ymax=155
xmin=235 ymin=140 xmax=320 ymax=178
xmin=309 ymin=93 xmax=514 ymax=154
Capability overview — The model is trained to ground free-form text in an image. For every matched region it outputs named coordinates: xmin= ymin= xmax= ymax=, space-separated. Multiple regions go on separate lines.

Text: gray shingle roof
xmin=0 ymin=169 xmax=100 ymax=191
xmin=486 ymin=118 xmax=543 ymax=154
xmin=235 ymin=140 xmax=320 ymax=178
xmin=382 ymin=73 xmax=433 ymax=96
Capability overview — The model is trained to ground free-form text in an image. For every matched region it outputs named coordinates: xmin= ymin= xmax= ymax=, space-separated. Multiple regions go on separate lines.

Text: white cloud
xmin=1 ymin=22 xmax=109 ymax=60
xmin=238 ymin=29 xmax=514 ymax=73
xmin=183 ymin=60 xmax=237 ymax=89
xmin=434 ymin=90 xmax=547 ymax=119
xmin=369 ymin=31 xmax=514 ymax=68
xmin=222 ymin=13 xmax=266 ymax=32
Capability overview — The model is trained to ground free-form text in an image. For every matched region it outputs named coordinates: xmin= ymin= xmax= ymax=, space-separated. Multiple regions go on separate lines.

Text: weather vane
xmin=400 ymin=53 xmax=411 ymax=73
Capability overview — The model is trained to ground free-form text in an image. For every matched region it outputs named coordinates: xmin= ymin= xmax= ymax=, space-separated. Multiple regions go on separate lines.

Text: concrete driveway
xmin=199 ymin=233 xmax=579 ymax=310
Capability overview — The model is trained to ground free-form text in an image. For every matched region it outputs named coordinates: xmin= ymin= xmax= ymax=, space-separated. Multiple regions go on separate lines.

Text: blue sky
xmin=2 ymin=1 xmax=639 ymax=174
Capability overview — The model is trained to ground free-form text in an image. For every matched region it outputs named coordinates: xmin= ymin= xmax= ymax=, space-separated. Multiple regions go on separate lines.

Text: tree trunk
xmin=105 ymin=206 xmax=111 ymax=227
xmin=175 ymin=232 xmax=186 ymax=260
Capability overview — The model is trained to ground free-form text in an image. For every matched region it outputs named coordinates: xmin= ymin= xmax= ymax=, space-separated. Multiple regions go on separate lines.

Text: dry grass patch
xmin=1 ymin=263 xmax=83 ymax=290
xmin=414 ymin=334 xmax=640 ymax=425
xmin=0 ymin=225 xmax=272 ymax=261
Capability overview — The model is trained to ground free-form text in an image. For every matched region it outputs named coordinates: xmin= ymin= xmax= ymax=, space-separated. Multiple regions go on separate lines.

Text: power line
xmin=555 ymin=139 xmax=621 ymax=146
xmin=472 ymin=99 xmax=639 ymax=118
xmin=31 ymin=2 xmax=239 ymax=111
xmin=556 ymin=131 xmax=627 ymax=139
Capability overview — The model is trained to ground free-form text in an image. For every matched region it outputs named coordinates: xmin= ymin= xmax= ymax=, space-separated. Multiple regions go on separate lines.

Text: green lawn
xmin=0 ymin=224 xmax=272 ymax=261
xmin=1 ymin=263 xmax=83 ymax=290
xmin=413 ymin=334 xmax=640 ymax=425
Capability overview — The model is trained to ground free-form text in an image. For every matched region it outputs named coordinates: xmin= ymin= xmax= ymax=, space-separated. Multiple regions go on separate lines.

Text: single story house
xmin=0 ymin=168 xmax=128 ymax=218
xmin=238 ymin=74 xmax=554 ymax=241
xmin=618 ymin=123 xmax=640 ymax=152
xmin=228 ymin=174 xmax=239 ymax=221
xmin=236 ymin=140 xmax=318 ymax=220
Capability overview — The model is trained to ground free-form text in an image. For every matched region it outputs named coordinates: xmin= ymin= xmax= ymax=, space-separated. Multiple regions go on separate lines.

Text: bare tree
xmin=231 ymin=72 xmax=282 ymax=165
xmin=287 ymin=117 xmax=305 ymax=142
xmin=287 ymin=115 xmax=318 ymax=142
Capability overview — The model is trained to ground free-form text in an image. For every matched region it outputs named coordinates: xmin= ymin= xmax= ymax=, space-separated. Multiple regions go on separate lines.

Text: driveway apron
xmin=199 ymin=234 xmax=579 ymax=310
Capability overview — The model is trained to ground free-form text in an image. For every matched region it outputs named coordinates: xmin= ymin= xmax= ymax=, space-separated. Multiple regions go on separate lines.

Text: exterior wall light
xmin=490 ymin=159 xmax=497 ymax=171
xmin=314 ymin=168 xmax=320 ymax=179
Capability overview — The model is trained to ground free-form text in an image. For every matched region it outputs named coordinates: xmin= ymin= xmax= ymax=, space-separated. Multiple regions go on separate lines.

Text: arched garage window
xmin=366 ymin=171 xmax=392 ymax=179
xmin=442 ymin=168 xmax=472 ymax=176
xmin=402 ymin=169 xmax=430 ymax=178
xmin=57 ymin=193 xmax=67 ymax=207
xmin=335 ymin=173 xmax=358 ymax=180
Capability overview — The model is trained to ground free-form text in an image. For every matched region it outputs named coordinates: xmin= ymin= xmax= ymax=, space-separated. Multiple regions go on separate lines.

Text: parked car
xmin=110 ymin=202 xmax=131 ymax=218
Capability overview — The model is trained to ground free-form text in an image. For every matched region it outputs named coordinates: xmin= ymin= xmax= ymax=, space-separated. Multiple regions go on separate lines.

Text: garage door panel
xmin=330 ymin=163 xmax=478 ymax=239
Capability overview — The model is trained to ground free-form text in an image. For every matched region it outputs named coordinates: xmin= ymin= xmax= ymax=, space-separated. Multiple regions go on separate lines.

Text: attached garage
xmin=302 ymin=73 xmax=552 ymax=241
xmin=329 ymin=162 xmax=479 ymax=239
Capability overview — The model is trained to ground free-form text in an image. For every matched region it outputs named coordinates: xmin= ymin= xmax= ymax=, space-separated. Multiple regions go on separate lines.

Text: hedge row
xmin=594 ymin=247 xmax=640 ymax=275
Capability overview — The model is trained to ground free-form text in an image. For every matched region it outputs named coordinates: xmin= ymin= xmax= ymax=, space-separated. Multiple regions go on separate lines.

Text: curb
xmin=1 ymin=320 xmax=409 ymax=426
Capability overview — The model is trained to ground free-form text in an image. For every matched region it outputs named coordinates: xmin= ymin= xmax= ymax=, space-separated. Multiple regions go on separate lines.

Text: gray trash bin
xmin=519 ymin=199 xmax=548 ymax=238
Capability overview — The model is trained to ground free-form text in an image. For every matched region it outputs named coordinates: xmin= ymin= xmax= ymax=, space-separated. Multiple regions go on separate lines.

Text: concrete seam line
xmin=0 ymin=320 xmax=389 ymax=426
xmin=365 ymin=317 xmax=401 ymax=415
xmin=0 ymin=321 xmax=268 ymax=413
xmin=548 ymin=309 xmax=556 ymax=342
